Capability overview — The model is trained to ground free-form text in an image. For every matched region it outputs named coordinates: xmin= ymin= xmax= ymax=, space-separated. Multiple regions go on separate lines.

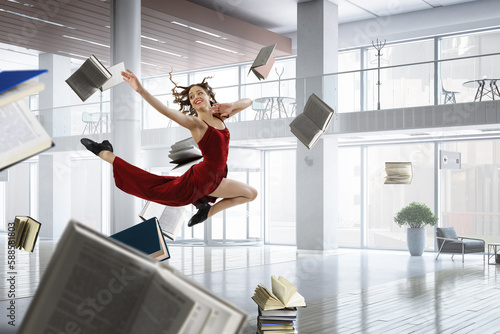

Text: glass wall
xmin=265 ymin=150 xmax=296 ymax=245
xmin=338 ymin=147 xmax=361 ymax=247
xmin=440 ymin=140 xmax=500 ymax=244
xmin=366 ymin=143 xmax=435 ymax=250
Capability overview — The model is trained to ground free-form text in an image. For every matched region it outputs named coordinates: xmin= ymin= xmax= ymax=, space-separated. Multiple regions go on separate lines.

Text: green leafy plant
xmin=394 ymin=202 xmax=438 ymax=228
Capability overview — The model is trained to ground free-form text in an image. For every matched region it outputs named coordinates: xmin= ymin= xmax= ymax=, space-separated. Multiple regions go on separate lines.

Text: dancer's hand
xmin=121 ymin=69 xmax=142 ymax=92
xmin=210 ymin=103 xmax=233 ymax=118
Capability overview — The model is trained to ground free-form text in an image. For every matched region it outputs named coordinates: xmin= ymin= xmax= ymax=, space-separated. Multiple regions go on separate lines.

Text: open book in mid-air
xmin=248 ymin=44 xmax=277 ymax=81
xmin=110 ymin=217 xmax=170 ymax=261
xmin=289 ymin=93 xmax=335 ymax=150
xmin=65 ymin=55 xmax=125 ymax=101
xmin=384 ymin=162 xmax=413 ymax=184
xmin=252 ymin=276 xmax=306 ymax=311
xmin=18 ymin=220 xmax=248 ymax=334
xmin=12 ymin=216 xmax=42 ymax=252
xmin=139 ymin=201 xmax=186 ymax=241
xmin=0 ymin=69 xmax=54 ymax=171
xmin=168 ymin=137 xmax=202 ymax=171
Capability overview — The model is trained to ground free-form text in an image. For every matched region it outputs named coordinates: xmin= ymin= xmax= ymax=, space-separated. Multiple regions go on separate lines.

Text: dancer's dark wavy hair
xmin=169 ymin=71 xmax=217 ymax=117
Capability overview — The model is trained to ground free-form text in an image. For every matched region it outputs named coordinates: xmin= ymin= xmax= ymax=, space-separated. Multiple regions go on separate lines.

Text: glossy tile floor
xmin=1 ymin=235 xmax=500 ymax=333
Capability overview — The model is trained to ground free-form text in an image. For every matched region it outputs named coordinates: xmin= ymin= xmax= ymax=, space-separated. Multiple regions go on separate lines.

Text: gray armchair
xmin=435 ymin=227 xmax=485 ymax=263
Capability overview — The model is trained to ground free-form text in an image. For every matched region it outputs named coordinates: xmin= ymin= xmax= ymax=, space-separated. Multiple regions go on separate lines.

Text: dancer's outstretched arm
xmin=211 ymin=98 xmax=253 ymax=119
xmin=121 ymin=69 xmax=199 ymax=131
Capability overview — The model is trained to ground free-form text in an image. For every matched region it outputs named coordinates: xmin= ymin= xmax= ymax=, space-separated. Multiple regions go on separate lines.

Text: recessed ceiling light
xmin=141 ymin=45 xmax=188 ymax=58
xmin=62 ymin=35 xmax=109 ymax=48
xmin=195 ymin=41 xmax=244 ymax=55
xmin=0 ymin=9 xmax=75 ymax=29
xmin=7 ymin=0 xmax=34 ymax=7
xmin=171 ymin=21 xmax=227 ymax=40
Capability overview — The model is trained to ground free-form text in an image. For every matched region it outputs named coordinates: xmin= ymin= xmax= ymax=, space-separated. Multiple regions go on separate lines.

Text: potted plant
xmin=394 ymin=202 xmax=438 ymax=256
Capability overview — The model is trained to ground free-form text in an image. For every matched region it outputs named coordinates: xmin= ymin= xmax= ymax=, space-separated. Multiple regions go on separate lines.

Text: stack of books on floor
xmin=257 ymin=307 xmax=297 ymax=334
xmin=252 ymin=275 xmax=306 ymax=334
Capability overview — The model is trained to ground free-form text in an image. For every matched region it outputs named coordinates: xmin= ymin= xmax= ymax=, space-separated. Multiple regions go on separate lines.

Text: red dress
xmin=112 ymin=121 xmax=230 ymax=207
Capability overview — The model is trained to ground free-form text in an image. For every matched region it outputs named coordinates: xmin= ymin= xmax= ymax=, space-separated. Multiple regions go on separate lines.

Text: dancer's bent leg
xmin=207 ymin=178 xmax=257 ymax=217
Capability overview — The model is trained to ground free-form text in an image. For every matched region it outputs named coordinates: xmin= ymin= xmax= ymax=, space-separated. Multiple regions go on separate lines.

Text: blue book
xmin=0 ymin=69 xmax=48 ymax=94
xmin=110 ymin=217 xmax=170 ymax=261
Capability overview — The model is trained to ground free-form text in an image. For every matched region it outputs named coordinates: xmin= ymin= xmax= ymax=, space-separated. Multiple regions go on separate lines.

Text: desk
xmin=462 ymin=79 xmax=500 ymax=101
xmin=253 ymin=97 xmax=296 ymax=120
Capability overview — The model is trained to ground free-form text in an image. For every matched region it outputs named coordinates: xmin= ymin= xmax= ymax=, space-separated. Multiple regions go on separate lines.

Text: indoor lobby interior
xmin=1 ymin=0 xmax=500 ymax=333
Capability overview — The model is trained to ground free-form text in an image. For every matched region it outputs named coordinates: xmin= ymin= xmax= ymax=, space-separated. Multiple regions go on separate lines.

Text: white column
xmin=110 ymin=0 xmax=142 ymax=233
xmin=295 ymin=0 xmax=339 ymax=251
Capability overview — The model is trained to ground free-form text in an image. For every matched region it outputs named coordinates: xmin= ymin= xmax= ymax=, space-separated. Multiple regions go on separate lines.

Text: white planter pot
xmin=407 ymin=227 xmax=425 ymax=256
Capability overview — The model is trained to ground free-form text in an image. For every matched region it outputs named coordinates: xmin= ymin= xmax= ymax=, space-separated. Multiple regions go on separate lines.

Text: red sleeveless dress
xmin=112 ymin=121 xmax=229 ymax=207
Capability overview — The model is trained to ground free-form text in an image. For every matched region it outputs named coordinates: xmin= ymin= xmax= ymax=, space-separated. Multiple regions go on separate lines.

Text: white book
xmin=100 ymin=62 xmax=126 ymax=91
xmin=0 ymin=99 xmax=53 ymax=171
xmin=139 ymin=201 xmax=186 ymax=240
xmin=18 ymin=220 xmax=247 ymax=334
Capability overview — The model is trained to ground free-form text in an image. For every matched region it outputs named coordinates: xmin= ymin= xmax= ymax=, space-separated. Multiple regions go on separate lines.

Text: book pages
xmin=0 ymin=80 xmax=45 ymax=108
xmin=289 ymin=115 xmax=323 ymax=149
xmin=100 ymin=62 xmax=126 ymax=91
xmin=0 ymin=100 xmax=53 ymax=171
xmin=304 ymin=93 xmax=334 ymax=131
xmin=65 ymin=55 xmax=112 ymax=101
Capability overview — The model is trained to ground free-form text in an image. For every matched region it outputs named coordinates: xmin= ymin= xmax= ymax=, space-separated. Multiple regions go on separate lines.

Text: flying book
xmin=139 ymin=201 xmax=186 ymax=241
xmin=12 ymin=216 xmax=41 ymax=252
xmin=18 ymin=220 xmax=248 ymax=334
xmin=289 ymin=93 xmax=335 ymax=149
xmin=0 ymin=69 xmax=47 ymax=95
xmin=0 ymin=99 xmax=54 ymax=171
xmin=384 ymin=162 xmax=413 ymax=184
xmin=99 ymin=61 xmax=126 ymax=91
xmin=169 ymin=137 xmax=202 ymax=170
xmin=249 ymin=44 xmax=277 ymax=80
xmin=252 ymin=276 xmax=306 ymax=311
xmin=65 ymin=55 xmax=112 ymax=101
xmin=110 ymin=217 xmax=170 ymax=261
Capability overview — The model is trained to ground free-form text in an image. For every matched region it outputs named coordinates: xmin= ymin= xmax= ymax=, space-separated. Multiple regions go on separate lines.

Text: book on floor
xmin=289 ymin=93 xmax=335 ymax=150
xmin=65 ymin=55 xmax=112 ymax=101
xmin=169 ymin=137 xmax=202 ymax=170
xmin=0 ymin=99 xmax=54 ymax=171
xmin=110 ymin=217 xmax=170 ymax=261
xmin=139 ymin=201 xmax=186 ymax=241
xmin=252 ymin=276 xmax=306 ymax=310
xmin=12 ymin=216 xmax=41 ymax=252
xmin=248 ymin=44 xmax=277 ymax=81
xmin=384 ymin=162 xmax=413 ymax=184
xmin=18 ymin=220 xmax=248 ymax=334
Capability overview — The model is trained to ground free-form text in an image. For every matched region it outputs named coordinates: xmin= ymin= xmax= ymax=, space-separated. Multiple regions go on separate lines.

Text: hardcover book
xmin=168 ymin=137 xmax=202 ymax=170
xmin=13 ymin=216 xmax=41 ymax=252
xmin=110 ymin=217 xmax=170 ymax=261
xmin=384 ymin=162 xmax=413 ymax=184
xmin=65 ymin=55 xmax=112 ymax=101
xmin=0 ymin=99 xmax=54 ymax=171
xmin=139 ymin=201 xmax=186 ymax=241
xmin=289 ymin=93 xmax=335 ymax=149
xmin=248 ymin=44 xmax=277 ymax=81
xmin=18 ymin=220 xmax=248 ymax=334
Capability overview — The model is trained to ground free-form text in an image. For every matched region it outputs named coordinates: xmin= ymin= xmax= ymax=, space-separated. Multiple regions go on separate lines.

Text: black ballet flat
xmin=188 ymin=203 xmax=211 ymax=227
xmin=81 ymin=138 xmax=113 ymax=156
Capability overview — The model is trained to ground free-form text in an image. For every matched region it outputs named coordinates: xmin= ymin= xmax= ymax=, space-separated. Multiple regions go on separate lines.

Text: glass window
xmin=366 ymin=143 xmax=435 ymax=250
xmin=193 ymin=67 xmax=239 ymax=88
xmin=440 ymin=140 xmax=500 ymax=244
xmin=266 ymin=150 xmax=296 ymax=244
xmin=338 ymin=147 xmax=361 ymax=247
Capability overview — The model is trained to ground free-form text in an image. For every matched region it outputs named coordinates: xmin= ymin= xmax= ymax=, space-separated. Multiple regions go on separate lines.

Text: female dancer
xmin=81 ymin=69 xmax=257 ymax=227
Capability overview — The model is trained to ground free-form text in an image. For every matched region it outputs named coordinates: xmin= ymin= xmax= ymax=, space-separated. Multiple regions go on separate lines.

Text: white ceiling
xmin=0 ymin=0 xmax=480 ymax=76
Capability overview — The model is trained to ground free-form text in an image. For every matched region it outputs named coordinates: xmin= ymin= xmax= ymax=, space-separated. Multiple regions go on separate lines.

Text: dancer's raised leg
xmin=81 ymin=138 xmax=115 ymax=164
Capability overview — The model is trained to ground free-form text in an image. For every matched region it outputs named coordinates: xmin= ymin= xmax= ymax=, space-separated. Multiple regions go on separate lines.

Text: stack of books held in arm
xmin=252 ymin=276 xmax=306 ymax=334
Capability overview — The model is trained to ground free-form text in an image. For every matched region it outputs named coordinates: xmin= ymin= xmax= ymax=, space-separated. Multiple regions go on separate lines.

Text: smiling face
xmin=189 ymin=85 xmax=210 ymax=112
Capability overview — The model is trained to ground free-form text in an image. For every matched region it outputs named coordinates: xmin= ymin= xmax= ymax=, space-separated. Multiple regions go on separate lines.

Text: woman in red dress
xmin=81 ymin=69 xmax=257 ymax=227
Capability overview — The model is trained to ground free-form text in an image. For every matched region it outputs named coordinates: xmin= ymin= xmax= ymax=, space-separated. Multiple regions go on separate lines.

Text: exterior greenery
xmin=394 ymin=202 xmax=438 ymax=228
